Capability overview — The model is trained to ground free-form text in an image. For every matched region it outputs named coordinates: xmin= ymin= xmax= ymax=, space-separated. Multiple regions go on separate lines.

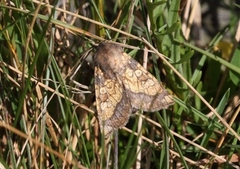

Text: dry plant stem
xmin=181 ymin=0 xmax=191 ymax=39
xmin=136 ymin=39 xmax=150 ymax=169
xmin=214 ymin=105 xmax=240 ymax=153
xmin=0 ymin=61 xmax=94 ymax=114
xmin=122 ymin=0 xmax=136 ymax=44
xmin=128 ymin=113 xmax=239 ymax=168
xmin=22 ymin=0 xmax=43 ymax=88
xmin=0 ymin=121 xmax=87 ymax=169
xmin=235 ymin=19 xmax=240 ymax=42
xmin=135 ymin=32 xmax=149 ymax=169
xmin=1 ymin=3 xmax=104 ymax=41
xmin=142 ymin=38 xmax=240 ymax=142
xmin=63 ymin=126 xmax=79 ymax=169
xmin=2 ymin=5 xmax=146 ymax=52
xmin=45 ymin=113 xmax=58 ymax=146
xmin=16 ymin=84 xmax=44 ymax=166
xmin=185 ymin=0 xmax=199 ymax=39
xmin=123 ymin=127 xmax=204 ymax=169
xmin=30 ymin=0 xmax=142 ymax=41
xmin=208 ymin=105 xmax=240 ymax=168
xmin=136 ymin=7 xmax=152 ymax=169
xmin=20 ymin=1 xmax=42 ymax=166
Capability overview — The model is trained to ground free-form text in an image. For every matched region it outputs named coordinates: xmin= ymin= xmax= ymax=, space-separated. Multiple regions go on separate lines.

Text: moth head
xmin=94 ymin=42 xmax=124 ymax=66
xmin=98 ymin=42 xmax=124 ymax=53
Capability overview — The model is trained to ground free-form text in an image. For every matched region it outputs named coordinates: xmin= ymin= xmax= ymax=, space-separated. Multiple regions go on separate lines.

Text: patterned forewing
xmin=94 ymin=66 xmax=132 ymax=135
xmin=118 ymin=53 xmax=174 ymax=111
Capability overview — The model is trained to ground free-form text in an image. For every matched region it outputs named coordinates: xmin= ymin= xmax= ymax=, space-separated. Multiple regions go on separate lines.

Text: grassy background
xmin=0 ymin=0 xmax=240 ymax=168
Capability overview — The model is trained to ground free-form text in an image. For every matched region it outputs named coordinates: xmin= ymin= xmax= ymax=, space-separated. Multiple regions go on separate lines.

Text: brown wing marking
xmin=118 ymin=53 xmax=174 ymax=112
xmin=95 ymin=66 xmax=132 ymax=136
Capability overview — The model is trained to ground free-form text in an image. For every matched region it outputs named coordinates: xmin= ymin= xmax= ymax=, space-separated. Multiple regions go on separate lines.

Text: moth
xmin=94 ymin=42 xmax=174 ymax=136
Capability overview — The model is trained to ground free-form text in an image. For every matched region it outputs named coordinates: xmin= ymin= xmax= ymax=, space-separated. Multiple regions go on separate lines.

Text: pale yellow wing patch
xmin=118 ymin=52 xmax=174 ymax=111
xmin=122 ymin=65 xmax=163 ymax=96
xmin=94 ymin=66 xmax=132 ymax=136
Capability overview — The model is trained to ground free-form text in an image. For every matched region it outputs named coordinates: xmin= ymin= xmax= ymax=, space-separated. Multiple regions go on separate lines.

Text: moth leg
xmin=69 ymin=65 xmax=91 ymax=94
xmin=68 ymin=50 xmax=92 ymax=94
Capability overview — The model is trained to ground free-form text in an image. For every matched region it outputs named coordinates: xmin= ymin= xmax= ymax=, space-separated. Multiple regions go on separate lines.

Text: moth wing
xmin=95 ymin=66 xmax=132 ymax=136
xmin=118 ymin=53 xmax=174 ymax=112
